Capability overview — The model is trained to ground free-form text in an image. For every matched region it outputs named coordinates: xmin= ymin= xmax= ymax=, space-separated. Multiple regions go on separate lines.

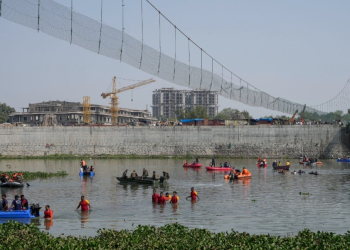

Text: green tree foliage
xmin=176 ymin=106 xmax=210 ymax=119
xmin=214 ymin=108 xmax=251 ymax=120
xmin=0 ymin=103 xmax=15 ymax=123
xmin=302 ymin=110 xmax=349 ymax=122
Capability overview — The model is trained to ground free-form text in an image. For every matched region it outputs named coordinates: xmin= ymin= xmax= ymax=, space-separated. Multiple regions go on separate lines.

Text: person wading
xmin=75 ymin=196 xmax=91 ymax=211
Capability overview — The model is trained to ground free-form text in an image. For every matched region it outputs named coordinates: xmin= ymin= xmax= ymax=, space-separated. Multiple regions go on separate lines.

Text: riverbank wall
xmin=0 ymin=125 xmax=349 ymax=158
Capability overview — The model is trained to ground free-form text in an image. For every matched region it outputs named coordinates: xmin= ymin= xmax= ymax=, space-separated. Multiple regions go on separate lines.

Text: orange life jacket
xmin=242 ymin=169 xmax=250 ymax=175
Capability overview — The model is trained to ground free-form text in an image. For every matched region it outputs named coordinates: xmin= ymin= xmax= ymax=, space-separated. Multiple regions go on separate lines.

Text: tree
xmin=175 ymin=108 xmax=190 ymax=120
xmin=0 ymin=103 xmax=15 ymax=123
xmin=189 ymin=106 xmax=210 ymax=119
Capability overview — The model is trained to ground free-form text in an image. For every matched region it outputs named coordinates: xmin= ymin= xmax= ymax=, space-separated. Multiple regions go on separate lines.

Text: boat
xmin=0 ymin=181 xmax=24 ymax=188
xmin=273 ymin=165 xmax=290 ymax=170
xmin=299 ymin=161 xmax=317 ymax=166
xmin=0 ymin=205 xmax=41 ymax=218
xmin=316 ymin=162 xmax=322 ymax=165
xmin=299 ymin=161 xmax=308 ymax=164
xmin=337 ymin=158 xmax=350 ymax=162
xmin=116 ymin=176 xmax=166 ymax=184
xmin=183 ymin=163 xmax=202 ymax=168
xmin=206 ymin=166 xmax=233 ymax=171
xmin=257 ymin=163 xmax=268 ymax=167
xmin=234 ymin=173 xmax=251 ymax=179
xmin=79 ymin=171 xmax=95 ymax=177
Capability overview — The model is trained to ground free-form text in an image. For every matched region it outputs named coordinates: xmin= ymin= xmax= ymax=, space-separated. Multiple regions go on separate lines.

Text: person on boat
xmin=212 ymin=157 xmax=215 ymax=167
xmin=152 ymin=171 xmax=159 ymax=180
xmin=8 ymin=195 xmax=22 ymax=211
xmin=219 ymin=163 xmax=223 ymax=168
xmin=192 ymin=161 xmax=196 ymax=165
xmin=12 ymin=172 xmax=18 ymax=182
xmin=278 ymin=161 xmax=281 ymax=166
xmin=223 ymin=162 xmax=228 ymax=168
xmin=21 ymin=195 xmax=29 ymax=210
xmin=170 ymin=191 xmax=179 ymax=204
xmin=196 ymin=156 xmax=199 ymax=163
xmin=286 ymin=161 xmax=290 ymax=167
xmin=257 ymin=156 xmax=262 ymax=163
xmin=242 ymin=167 xmax=250 ymax=175
xmin=184 ymin=161 xmax=188 ymax=166
xmin=158 ymin=192 xmax=166 ymax=204
xmin=152 ymin=189 xmax=159 ymax=203
xmin=89 ymin=166 xmax=94 ymax=172
xmin=16 ymin=173 xmax=23 ymax=182
xmin=1 ymin=194 xmax=8 ymax=211
xmin=272 ymin=161 xmax=277 ymax=168
xmin=187 ymin=187 xmax=199 ymax=201
xmin=122 ymin=169 xmax=128 ymax=179
xmin=75 ymin=196 xmax=91 ymax=211
xmin=83 ymin=165 xmax=88 ymax=172
xmin=164 ymin=192 xmax=172 ymax=201
xmin=130 ymin=170 xmax=138 ymax=180
xmin=80 ymin=159 xmax=86 ymax=168
xmin=142 ymin=168 xmax=149 ymax=179
xmin=1 ymin=174 xmax=7 ymax=183
xmin=44 ymin=205 xmax=53 ymax=219
xmin=163 ymin=171 xmax=170 ymax=180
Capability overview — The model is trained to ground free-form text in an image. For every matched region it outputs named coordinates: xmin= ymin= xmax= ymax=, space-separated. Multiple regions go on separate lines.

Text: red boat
xmin=183 ymin=163 xmax=202 ymax=168
xmin=206 ymin=166 xmax=233 ymax=171
xmin=257 ymin=163 xmax=268 ymax=167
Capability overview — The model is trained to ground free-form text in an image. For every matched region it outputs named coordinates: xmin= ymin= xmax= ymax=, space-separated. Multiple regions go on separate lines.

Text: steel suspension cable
xmin=157 ymin=11 xmax=161 ymax=75
xmin=139 ymin=0 xmax=143 ymax=68
xmin=98 ymin=0 xmax=103 ymax=54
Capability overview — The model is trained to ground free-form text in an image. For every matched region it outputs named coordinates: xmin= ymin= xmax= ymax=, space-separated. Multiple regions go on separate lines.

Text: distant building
xmin=152 ymin=88 xmax=218 ymax=119
xmin=9 ymin=101 xmax=156 ymax=126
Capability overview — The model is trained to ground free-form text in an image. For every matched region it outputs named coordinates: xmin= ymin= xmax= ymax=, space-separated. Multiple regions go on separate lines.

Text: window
xmin=23 ymin=117 xmax=27 ymax=121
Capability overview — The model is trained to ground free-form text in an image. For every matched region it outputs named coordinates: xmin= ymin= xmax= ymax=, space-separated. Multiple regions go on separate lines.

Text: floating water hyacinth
xmin=1 ymin=171 xmax=68 ymax=180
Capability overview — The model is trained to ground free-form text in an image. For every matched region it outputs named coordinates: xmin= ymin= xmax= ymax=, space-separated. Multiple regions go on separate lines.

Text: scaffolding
xmin=83 ymin=96 xmax=91 ymax=124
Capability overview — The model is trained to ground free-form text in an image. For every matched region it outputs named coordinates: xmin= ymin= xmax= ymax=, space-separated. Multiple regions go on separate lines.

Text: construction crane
xmin=300 ymin=104 xmax=307 ymax=123
xmin=289 ymin=109 xmax=298 ymax=123
xmin=101 ymin=76 xmax=155 ymax=125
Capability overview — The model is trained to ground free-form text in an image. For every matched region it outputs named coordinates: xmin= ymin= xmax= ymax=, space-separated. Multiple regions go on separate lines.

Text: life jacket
xmin=191 ymin=191 xmax=197 ymax=200
xmin=164 ymin=195 xmax=172 ymax=200
xmin=44 ymin=209 xmax=53 ymax=219
xmin=80 ymin=200 xmax=89 ymax=211
xmin=184 ymin=161 xmax=187 ymax=165
xmin=171 ymin=195 xmax=179 ymax=204
xmin=17 ymin=173 xmax=23 ymax=176
xmin=82 ymin=160 xmax=86 ymax=166
xmin=242 ymin=169 xmax=250 ymax=175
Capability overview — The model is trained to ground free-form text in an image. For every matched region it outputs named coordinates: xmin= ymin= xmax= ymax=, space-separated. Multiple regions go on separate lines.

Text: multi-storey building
xmin=152 ymin=88 xmax=218 ymax=118
xmin=9 ymin=101 xmax=156 ymax=126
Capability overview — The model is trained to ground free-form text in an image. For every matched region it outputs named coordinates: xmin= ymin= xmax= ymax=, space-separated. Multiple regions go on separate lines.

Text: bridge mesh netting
xmin=1 ymin=0 xmax=324 ymax=115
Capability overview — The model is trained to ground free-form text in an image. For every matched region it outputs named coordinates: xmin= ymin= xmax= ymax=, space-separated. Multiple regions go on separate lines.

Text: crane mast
xmin=101 ymin=76 xmax=155 ymax=125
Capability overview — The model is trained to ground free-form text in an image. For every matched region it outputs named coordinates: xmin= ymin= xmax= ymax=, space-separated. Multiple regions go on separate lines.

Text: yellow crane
xmin=289 ymin=109 xmax=298 ymax=123
xmin=101 ymin=76 xmax=155 ymax=125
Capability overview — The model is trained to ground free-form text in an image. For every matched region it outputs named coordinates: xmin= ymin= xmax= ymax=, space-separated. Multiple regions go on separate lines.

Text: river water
xmin=0 ymin=158 xmax=349 ymax=236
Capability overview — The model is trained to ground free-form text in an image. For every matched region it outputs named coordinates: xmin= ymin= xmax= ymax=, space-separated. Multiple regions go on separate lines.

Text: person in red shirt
xmin=152 ymin=189 xmax=159 ymax=203
xmin=75 ymin=196 xmax=91 ymax=211
xmin=170 ymin=191 xmax=179 ymax=204
xmin=186 ymin=187 xmax=199 ymax=201
xmin=158 ymin=192 xmax=166 ymax=204
xmin=44 ymin=205 xmax=53 ymax=219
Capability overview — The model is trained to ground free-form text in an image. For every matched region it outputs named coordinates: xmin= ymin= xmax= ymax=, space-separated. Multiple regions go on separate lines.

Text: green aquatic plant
xmin=299 ymin=192 xmax=311 ymax=195
xmin=1 ymin=171 xmax=68 ymax=180
xmin=0 ymin=221 xmax=349 ymax=249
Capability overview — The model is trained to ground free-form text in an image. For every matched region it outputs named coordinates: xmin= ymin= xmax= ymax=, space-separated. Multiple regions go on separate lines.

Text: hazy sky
xmin=1 ymin=0 xmax=350 ymax=118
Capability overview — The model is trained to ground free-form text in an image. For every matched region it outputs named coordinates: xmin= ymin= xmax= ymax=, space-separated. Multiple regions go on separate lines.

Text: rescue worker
xmin=44 ymin=205 xmax=53 ymax=219
xmin=2 ymin=194 xmax=8 ymax=211
xmin=8 ymin=195 xmax=22 ymax=211
xmin=170 ymin=191 xmax=179 ymax=204
xmin=286 ymin=161 xmax=290 ymax=166
xmin=163 ymin=171 xmax=170 ymax=180
xmin=142 ymin=168 xmax=148 ymax=179
xmin=186 ymin=187 xmax=199 ymax=201
xmin=152 ymin=189 xmax=159 ymax=203
xmin=242 ymin=167 xmax=250 ymax=175
xmin=1 ymin=174 xmax=7 ymax=183
xmin=196 ymin=156 xmax=199 ymax=163
xmin=130 ymin=170 xmax=138 ymax=180
xmin=122 ymin=169 xmax=128 ymax=179
xmin=75 ymin=196 xmax=91 ymax=211
xmin=278 ymin=161 xmax=281 ymax=166
xmin=184 ymin=160 xmax=188 ymax=166
xmin=152 ymin=171 xmax=159 ymax=180
xmin=89 ymin=166 xmax=94 ymax=172
xmin=212 ymin=157 xmax=216 ymax=167
xmin=158 ymin=192 xmax=166 ymax=204
xmin=164 ymin=192 xmax=172 ymax=201
xmin=12 ymin=172 xmax=18 ymax=181
xmin=21 ymin=195 xmax=29 ymax=210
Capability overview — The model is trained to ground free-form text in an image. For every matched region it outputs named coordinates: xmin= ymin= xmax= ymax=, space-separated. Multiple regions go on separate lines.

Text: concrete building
xmin=152 ymin=88 xmax=218 ymax=119
xmin=9 ymin=101 xmax=156 ymax=126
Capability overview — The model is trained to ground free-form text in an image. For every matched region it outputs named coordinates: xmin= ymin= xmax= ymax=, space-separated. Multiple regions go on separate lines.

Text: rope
xmin=139 ymin=0 xmax=143 ymax=69
xmin=98 ymin=0 xmax=103 ymax=54
xmin=200 ymin=48 xmax=202 ymax=89
xmin=120 ymin=0 xmax=124 ymax=62
xmin=173 ymin=26 xmax=176 ymax=81
xmin=210 ymin=58 xmax=213 ymax=90
xmin=37 ymin=0 xmax=40 ymax=32
xmin=188 ymin=38 xmax=190 ymax=85
xmin=70 ymin=0 xmax=73 ymax=44
xmin=157 ymin=11 xmax=161 ymax=75
xmin=230 ymin=73 xmax=233 ymax=98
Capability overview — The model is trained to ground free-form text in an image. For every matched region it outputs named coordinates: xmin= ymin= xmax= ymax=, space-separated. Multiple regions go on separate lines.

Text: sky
xmin=1 ymin=0 xmax=350 ymax=118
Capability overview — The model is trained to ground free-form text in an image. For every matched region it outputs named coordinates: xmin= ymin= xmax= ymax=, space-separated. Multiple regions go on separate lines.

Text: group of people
xmin=1 ymin=194 xmax=53 ymax=219
xmin=272 ymin=160 xmax=290 ymax=168
xmin=122 ymin=169 xmax=170 ymax=180
xmin=152 ymin=187 xmax=199 ymax=204
xmin=80 ymin=159 xmax=94 ymax=173
xmin=226 ymin=167 xmax=251 ymax=179
xmin=184 ymin=156 xmax=200 ymax=166
xmin=257 ymin=157 xmax=267 ymax=167
xmin=1 ymin=172 xmax=23 ymax=183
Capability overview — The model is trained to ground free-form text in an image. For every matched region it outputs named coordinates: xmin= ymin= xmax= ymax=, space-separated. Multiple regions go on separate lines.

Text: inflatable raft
xmin=79 ymin=171 xmax=95 ymax=177
xmin=337 ymin=158 xmax=350 ymax=162
xmin=206 ymin=166 xmax=233 ymax=171
xmin=0 ymin=206 xmax=40 ymax=218
xmin=234 ymin=173 xmax=252 ymax=179
xmin=183 ymin=164 xmax=202 ymax=168
xmin=257 ymin=163 xmax=268 ymax=167
xmin=0 ymin=181 xmax=24 ymax=188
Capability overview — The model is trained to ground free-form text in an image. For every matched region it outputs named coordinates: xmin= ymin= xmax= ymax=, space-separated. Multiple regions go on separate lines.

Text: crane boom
xmin=300 ymin=104 xmax=306 ymax=123
xmin=289 ymin=109 xmax=298 ymax=123
xmin=101 ymin=77 xmax=155 ymax=125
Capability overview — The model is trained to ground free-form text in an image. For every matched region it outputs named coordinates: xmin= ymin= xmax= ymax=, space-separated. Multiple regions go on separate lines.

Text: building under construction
xmin=9 ymin=101 xmax=156 ymax=126
xmin=152 ymin=88 xmax=218 ymax=119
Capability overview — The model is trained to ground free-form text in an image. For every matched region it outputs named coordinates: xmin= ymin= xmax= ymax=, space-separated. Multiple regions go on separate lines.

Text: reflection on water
xmin=0 ymin=159 xmax=349 ymax=236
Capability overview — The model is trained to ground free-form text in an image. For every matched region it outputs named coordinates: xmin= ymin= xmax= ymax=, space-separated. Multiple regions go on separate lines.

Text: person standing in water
xmin=75 ymin=196 xmax=91 ymax=211
xmin=158 ymin=192 xmax=166 ymax=204
xmin=152 ymin=189 xmax=159 ymax=203
xmin=44 ymin=205 xmax=53 ymax=219
xmin=187 ymin=187 xmax=199 ymax=201
xmin=170 ymin=191 xmax=179 ymax=204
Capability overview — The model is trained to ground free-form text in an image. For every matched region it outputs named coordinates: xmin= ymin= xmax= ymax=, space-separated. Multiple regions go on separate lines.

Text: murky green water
xmin=0 ymin=158 xmax=349 ymax=236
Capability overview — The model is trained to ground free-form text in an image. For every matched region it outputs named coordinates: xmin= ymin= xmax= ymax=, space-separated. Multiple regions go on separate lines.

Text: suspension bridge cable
xmin=120 ymin=0 xmax=124 ymax=62
xmin=139 ymin=0 xmax=143 ymax=69
xmin=70 ymin=0 xmax=73 ymax=44
xmin=98 ymin=0 xmax=103 ymax=54
xmin=157 ymin=11 xmax=161 ymax=75
xmin=37 ymin=0 xmax=40 ymax=32
xmin=173 ymin=26 xmax=176 ymax=81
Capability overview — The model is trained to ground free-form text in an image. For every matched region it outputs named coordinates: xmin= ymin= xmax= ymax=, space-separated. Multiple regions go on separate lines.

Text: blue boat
xmin=79 ymin=171 xmax=95 ymax=177
xmin=337 ymin=158 xmax=350 ymax=162
xmin=0 ymin=208 xmax=36 ymax=218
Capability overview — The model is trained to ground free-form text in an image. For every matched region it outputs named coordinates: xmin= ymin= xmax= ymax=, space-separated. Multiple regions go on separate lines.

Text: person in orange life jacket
xmin=8 ymin=195 xmax=22 ymax=211
xmin=44 ymin=205 xmax=53 ymax=219
xmin=242 ymin=167 xmax=250 ymax=175
xmin=164 ymin=192 xmax=172 ymax=201
xmin=75 ymin=196 xmax=91 ymax=211
xmin=21 ymin=195 xmax=29 ymax=210
xmin=158 ymin=192 xmax=166 ymax=204
xmin=170 ymin=191 xmax=179 ymax=204
xmin=152 ymin=189 xmax=160 ymax=203
xmin=186 ymin=187 xmax=199 ymax=201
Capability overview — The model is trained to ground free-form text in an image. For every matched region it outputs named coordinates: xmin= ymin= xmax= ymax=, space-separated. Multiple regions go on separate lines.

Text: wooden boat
xmin=0 ymin=181 xmax=24 ymax=188
xmin=183 ymin=163 xmax=202 ymax=168
xmin=116 ymin=177 xmax=166 ymax=184
xmin=234 ymin=173 xmax=251 ymax=179
xmin=273 ymin=165 xmax=290 ymax=170
xmin=206 ymin=166 xmax=233 ymax=171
